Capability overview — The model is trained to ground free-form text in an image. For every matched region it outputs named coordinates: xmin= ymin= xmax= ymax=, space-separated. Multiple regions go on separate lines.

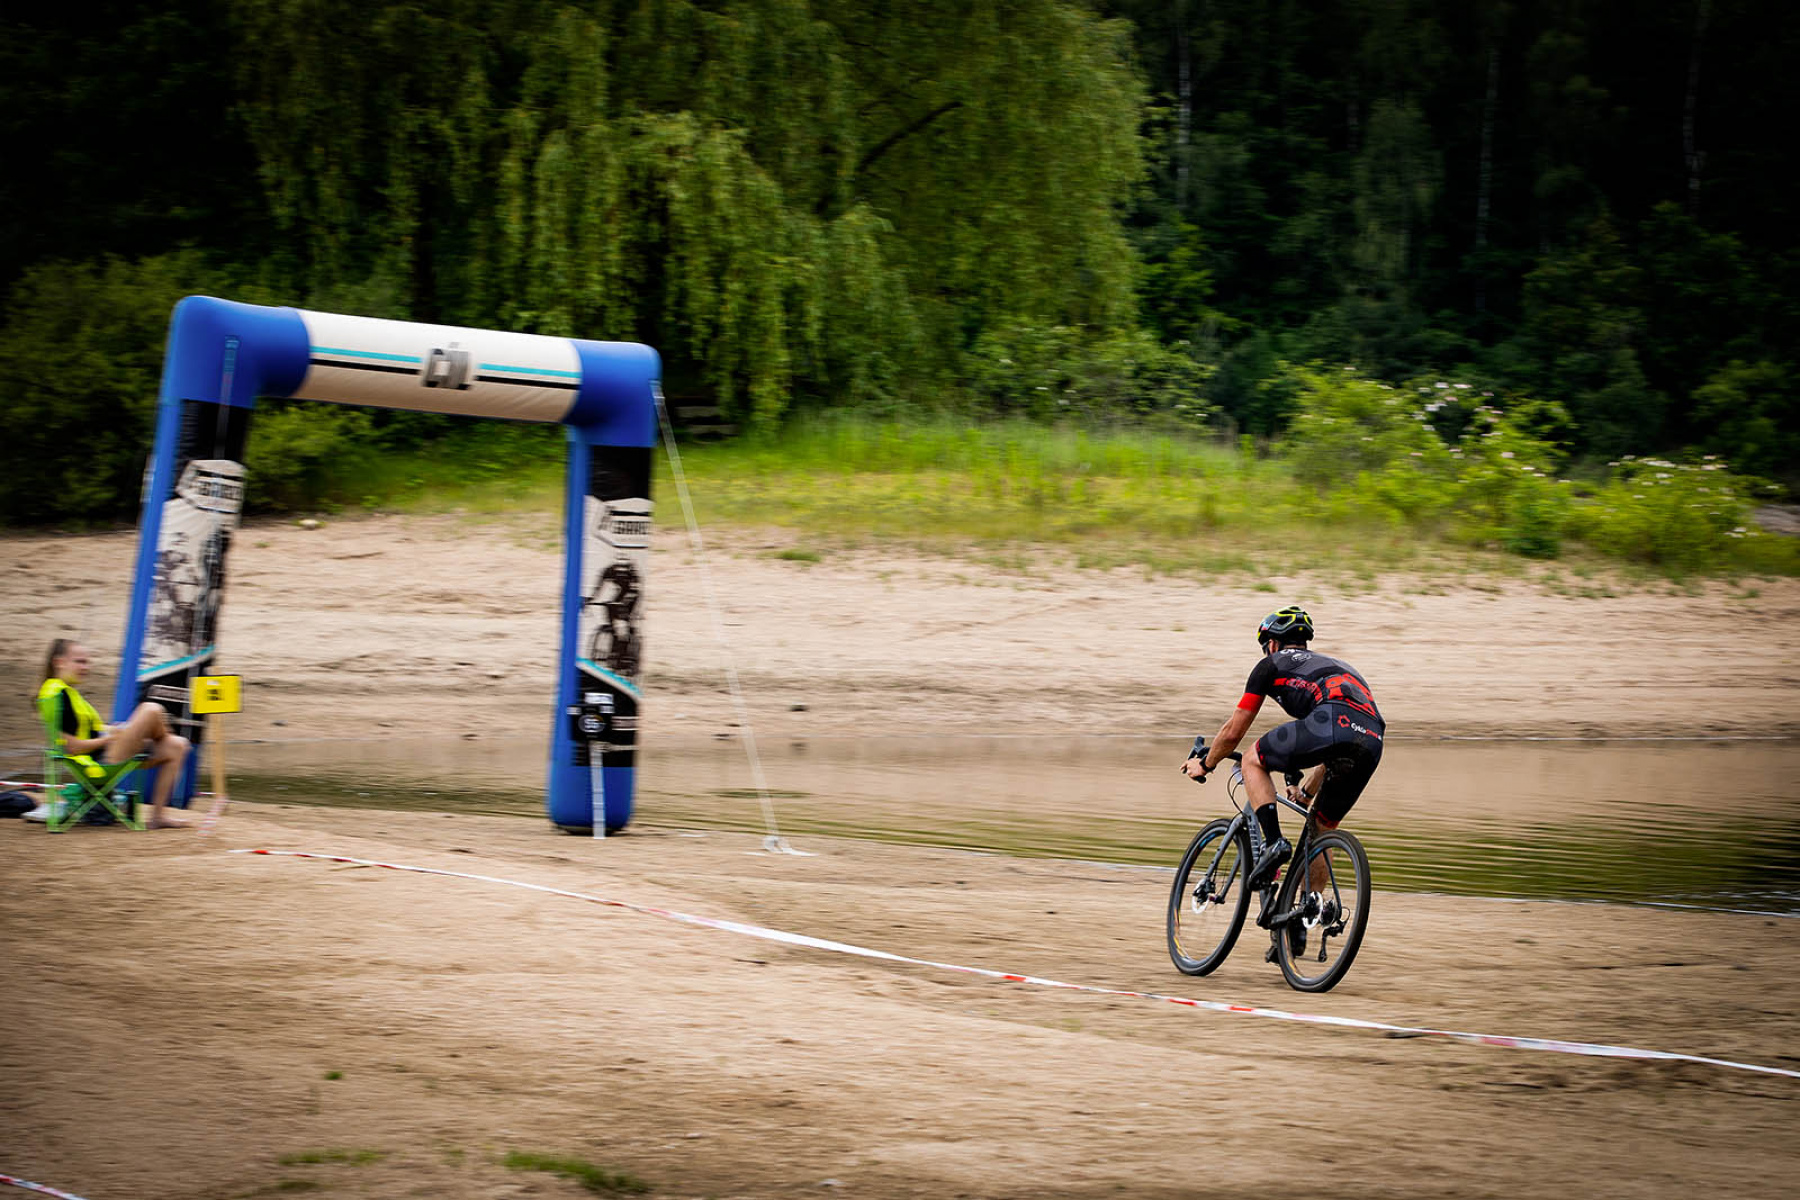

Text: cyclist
xmin=1181 ymin=607 xmax=1384 ymax=957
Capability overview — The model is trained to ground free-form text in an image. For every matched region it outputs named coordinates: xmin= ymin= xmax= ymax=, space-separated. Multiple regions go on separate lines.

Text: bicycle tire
xmin=1167 ymin=817 xmax=1253 ymax=975
xmin=1274 ymin=828 xmax=1371 ymax=993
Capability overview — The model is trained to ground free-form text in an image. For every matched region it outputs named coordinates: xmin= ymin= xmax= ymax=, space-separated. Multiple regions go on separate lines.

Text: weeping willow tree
xmin=228 ymin=0 xmax=1145 ymax=426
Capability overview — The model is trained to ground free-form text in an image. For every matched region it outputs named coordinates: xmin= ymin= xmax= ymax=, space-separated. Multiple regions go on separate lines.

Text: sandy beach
xmin=4 ymin=513 xmax=1796 ymax=746
xmin=2 ymin=515 xmax=1797 ymax=1199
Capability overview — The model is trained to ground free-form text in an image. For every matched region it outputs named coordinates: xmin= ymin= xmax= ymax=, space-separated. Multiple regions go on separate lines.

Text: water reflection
xmin=224 ymin=734 xmax=1800 ymax=914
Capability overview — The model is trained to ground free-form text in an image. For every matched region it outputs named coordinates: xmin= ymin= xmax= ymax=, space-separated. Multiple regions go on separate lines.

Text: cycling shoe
xmin=1247 ymin=836 xmax=1290 ymax=889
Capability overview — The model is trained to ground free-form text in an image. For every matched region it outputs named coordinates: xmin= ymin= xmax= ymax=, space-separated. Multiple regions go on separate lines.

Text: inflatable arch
xmin=117 ymin=295 xmax=658 ymax=833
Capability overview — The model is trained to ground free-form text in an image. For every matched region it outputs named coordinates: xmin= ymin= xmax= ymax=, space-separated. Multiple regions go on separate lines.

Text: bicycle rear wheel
xmin=1274 ymin=829 xmax=1371 ymax=993
xmin=1167 ymin=817 xmax=1252 ymax=975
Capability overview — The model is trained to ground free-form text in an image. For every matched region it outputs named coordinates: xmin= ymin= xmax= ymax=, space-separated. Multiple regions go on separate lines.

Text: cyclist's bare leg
xmin=1239 ymin=750 xmax=1279 ymax=812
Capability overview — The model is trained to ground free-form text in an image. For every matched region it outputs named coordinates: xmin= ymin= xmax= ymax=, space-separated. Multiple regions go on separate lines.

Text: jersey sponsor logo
xmin=1273 ymin=675 xmax=1325 ymax=703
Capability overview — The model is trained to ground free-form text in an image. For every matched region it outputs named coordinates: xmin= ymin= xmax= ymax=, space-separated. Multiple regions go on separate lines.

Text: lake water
xmin=213 ymin=734 xmax=1800 ymax=916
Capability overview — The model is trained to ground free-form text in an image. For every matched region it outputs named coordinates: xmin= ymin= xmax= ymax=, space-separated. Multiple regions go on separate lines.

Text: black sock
xmin=1256 ymin=804 xmax=1283 ymax=847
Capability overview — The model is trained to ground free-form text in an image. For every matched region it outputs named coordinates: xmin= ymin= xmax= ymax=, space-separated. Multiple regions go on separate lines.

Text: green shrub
xmin=0 ymin=252 xmax=242 ymax=523
xmin=1693 ymin=359 xmax=1798 ymax=487
xmin=243 ymin=404 xmax=376 ymax=511
xmin=965 ymin=320 xmax=1216 ymax=427
xmin=1283 ymin=367 xmax=1573 ymax=553
xmin=1573 ymin=456 xmax=1757 ymax=572
xmin=1282 ymin=366 xmax=1444 ymax=487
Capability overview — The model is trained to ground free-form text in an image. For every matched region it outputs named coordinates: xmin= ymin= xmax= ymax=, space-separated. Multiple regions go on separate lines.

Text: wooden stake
xmin=198 ymin=713 xmax=230 ymax=835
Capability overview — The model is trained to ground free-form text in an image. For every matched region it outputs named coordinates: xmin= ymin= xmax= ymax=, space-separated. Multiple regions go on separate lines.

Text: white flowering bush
xmin=1282 ymin=367 xmax=1797 ymax=569
xmin=1284 ymin=367 xmax=1571 ymax=555
xmin=1576 ymin=456 xmax=1758 ymax=570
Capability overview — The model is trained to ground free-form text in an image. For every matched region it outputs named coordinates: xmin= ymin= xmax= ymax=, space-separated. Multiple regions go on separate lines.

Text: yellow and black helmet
xmin=1257 ymin=606 xmax=1314 ymax=647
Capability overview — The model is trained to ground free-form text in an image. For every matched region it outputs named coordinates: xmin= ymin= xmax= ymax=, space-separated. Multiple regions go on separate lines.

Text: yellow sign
xmin=190 ymin=675 xmax=243 ymax=715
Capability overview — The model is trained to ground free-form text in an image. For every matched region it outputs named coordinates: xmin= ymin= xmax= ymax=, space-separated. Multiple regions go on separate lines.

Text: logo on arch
xmin=422 ymin=345 xmax=473 ymax=390
xmin=1338 ymin=715 xmax=1351 ymax=728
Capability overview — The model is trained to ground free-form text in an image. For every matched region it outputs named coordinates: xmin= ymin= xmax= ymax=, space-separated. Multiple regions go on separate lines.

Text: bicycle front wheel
xmin=1167 ymin=817 xmax=1252 ymax=975
xmin=1275 ymin=829 xmax=1371 ymax=993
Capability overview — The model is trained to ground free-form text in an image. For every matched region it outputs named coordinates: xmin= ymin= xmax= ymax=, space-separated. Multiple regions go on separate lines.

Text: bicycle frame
xmin=1215 ymin=761 xmax=1348 ymax=949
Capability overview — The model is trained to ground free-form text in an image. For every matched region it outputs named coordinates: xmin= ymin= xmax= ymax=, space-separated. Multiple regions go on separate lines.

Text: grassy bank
xmin=270 ymin=408 xmax=1798 ymax=581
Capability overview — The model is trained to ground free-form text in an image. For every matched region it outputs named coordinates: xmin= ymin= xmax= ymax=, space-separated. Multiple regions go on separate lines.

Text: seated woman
xmin=36 ymin=637 xmax=191 ymax=829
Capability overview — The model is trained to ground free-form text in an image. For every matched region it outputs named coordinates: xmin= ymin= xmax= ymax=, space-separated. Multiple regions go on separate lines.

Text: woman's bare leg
xmin=102 ymin=704 xmax=191 ymax=828
xmin=144 ymin=737 xmax=191 ymax=827
xmin=104 ymin=703 xmax=171 ymax=753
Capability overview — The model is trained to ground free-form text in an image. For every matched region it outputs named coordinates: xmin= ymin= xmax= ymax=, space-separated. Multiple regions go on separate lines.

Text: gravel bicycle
xmin=1166 ymin=739 xmax=1371 ymax=992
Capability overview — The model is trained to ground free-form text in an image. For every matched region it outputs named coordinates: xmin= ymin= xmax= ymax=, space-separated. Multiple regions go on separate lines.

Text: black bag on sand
xmin=0 ymin=790 xmax=38 ymax=818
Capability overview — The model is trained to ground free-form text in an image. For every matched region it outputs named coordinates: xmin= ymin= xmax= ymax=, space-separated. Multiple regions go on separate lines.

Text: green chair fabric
xmin=37 ymin=692 xmax=146 ymax=832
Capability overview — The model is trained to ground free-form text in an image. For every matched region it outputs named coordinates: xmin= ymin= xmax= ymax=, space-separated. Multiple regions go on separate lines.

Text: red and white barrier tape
xmin=238 ymin=848 xmax=1800 ymax=1081
xmin=1 ymin=1173 xmax=91 ymax=1198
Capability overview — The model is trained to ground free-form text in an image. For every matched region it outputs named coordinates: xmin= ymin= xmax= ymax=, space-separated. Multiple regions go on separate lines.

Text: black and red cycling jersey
xmin=1238 ymin=647 xmax=1382 ymax=725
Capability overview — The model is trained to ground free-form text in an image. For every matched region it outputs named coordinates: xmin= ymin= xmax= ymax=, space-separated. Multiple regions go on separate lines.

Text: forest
xmin=2 ymin=1 xmax=1795 ymax=569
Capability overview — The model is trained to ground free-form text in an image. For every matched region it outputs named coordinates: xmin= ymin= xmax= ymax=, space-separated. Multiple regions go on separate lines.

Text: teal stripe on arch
xmin=311 ymin=346 xmax=422 ymax=364
xmin=479 ymin=362 xmax=583 ymax=378
xmin=138 ymin=646 xmax=215 ymax=679
xmin=577 ymin=658 xmax=641 ymax=700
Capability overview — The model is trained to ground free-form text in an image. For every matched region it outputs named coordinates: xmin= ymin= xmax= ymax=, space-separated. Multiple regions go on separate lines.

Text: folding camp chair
xmin=38 ymin=696 xmax=146 ymax=833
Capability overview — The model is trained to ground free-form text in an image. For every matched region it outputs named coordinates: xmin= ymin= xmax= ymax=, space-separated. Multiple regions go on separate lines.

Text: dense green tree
xmin=227 ymin=0 xmax=1146 ymax=425
xmin=1509 ymin=214 xmax=1658 ymax=457
xmin=1694 ymin=359 xmax=1799 ymax=484
xmin=0 ymin=2 xmax=261 ymax=298
xmin=0 ymin=254 xmax=238 ymax=522
xmin=5 ymin=0 xmax=1800 ymax=522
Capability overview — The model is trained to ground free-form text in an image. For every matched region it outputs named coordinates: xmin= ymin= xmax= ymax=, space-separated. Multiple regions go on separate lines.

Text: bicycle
xmin=1166 ymin=738 xmax=1372 ymax=992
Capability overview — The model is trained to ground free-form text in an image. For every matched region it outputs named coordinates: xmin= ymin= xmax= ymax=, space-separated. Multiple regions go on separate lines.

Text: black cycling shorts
xmin=1253 ymin=703 xmax=1384 ymax=824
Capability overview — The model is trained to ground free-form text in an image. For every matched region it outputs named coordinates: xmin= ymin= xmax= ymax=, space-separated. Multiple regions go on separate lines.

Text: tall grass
xmin=665 ymin=414 xmax=1447 ymax=573
xmin=338 ymin=408 xmax=1794 ymax=579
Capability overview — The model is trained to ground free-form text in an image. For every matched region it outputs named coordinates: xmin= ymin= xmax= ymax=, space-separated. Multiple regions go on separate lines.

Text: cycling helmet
xmin=1257 ymin=606 xmax=1314 ymax=647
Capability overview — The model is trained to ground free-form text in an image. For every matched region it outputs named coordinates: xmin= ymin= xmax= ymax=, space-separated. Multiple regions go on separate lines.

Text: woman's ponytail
xmin=43 ymin=637 xmax=71 ymax=684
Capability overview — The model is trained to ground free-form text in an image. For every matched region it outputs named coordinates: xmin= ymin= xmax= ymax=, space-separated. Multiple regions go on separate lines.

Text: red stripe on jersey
xmin=1236 ymin=692 xmax=1264 ymax=712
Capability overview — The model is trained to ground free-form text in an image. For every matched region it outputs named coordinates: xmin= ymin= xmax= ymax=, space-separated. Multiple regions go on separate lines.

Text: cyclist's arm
xmin=1201 ymin=693 xmax=1264 ymax=771
xmin=1291 ymin=763 xmax=1327 ymax=804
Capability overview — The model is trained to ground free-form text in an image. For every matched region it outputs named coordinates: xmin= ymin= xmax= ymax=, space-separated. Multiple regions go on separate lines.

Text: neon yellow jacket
xmin=38 ymin=677 xmax=106 ymax=774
